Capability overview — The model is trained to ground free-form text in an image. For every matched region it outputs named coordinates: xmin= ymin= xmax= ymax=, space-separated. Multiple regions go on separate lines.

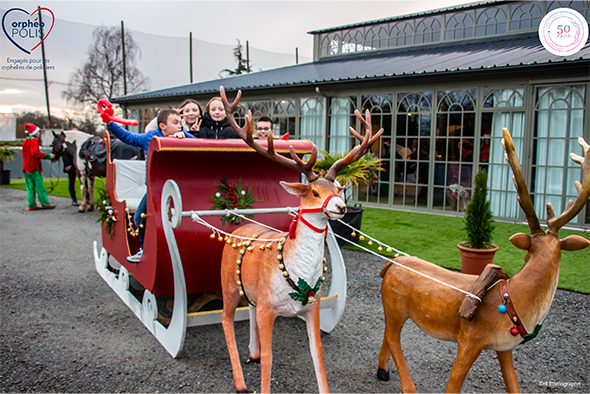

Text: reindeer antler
xmin=220 ymin=86 xmax=318 ymax=182
xmin=547 ymin=137 xmax=590 ymax=233
xmin=325 ymin=110 xmax=384 ymax=182
xmin=502 ymin=128 xmax=543 ymax=235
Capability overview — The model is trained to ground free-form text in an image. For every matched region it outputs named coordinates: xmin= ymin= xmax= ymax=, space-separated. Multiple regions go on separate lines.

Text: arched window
xmin=365 ymin=26 xmax=388 ymax=50
xmin=356 ymin=94 xmax=393 ymax=205
xmin=509 ymin=2 xmax=542 ymax=31
xmin=272 ymin=100 xmax=295 ymax=138
xmin=475 ymin=7 xmax=507 ymax=36
xmin=415 ymin=17 xmax=441 ymax=44
xmin=300 ymin=98 xmax=324 ymax=150
xmin=389 ymin=22 xmax=413 ymax=47
xmin=481 ymin=88 xmax=525 ymax=219
xmin=320 ymin=32 xmax=340 ymax=56
xmin=533 ymin=85 xmax=587 ymax=224
xmin=394 ymin=92 xmax=432 ymax=209
xmin=434 ymin=89 xmax=477 ymax=213
xmin=445 ymin=12 xmax=474 ymax=40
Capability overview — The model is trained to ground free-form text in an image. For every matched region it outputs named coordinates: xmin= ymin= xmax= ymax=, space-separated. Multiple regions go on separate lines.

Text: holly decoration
xmin=289 ymin=277 xmax=322 ymax=306
xmin=94 ymin=187 xmax=116 ymax=238
xmin=210 ymin=177 xmax=261 ymax=226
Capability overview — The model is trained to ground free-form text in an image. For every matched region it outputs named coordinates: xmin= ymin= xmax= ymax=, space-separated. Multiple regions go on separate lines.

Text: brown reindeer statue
xmin=219 ymin=86 xmax=382 ymax=393
xmin=377 ymin=128 xmax=590 ymax=393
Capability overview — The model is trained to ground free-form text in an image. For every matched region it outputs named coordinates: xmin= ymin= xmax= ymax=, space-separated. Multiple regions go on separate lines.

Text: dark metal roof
xmin=307 ymin=1 xmax=498 ymax=35
xmin=113 ymin=33 xmax=590 ymax=104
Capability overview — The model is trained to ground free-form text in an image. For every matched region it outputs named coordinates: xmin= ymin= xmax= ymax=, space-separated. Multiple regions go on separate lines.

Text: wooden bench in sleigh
xmin=93 ymin=133 xmax=347 ymax=357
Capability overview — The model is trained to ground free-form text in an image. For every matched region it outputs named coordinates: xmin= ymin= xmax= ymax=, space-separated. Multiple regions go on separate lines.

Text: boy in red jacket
xmin=22 ymin=123 xmax=56 ymax=210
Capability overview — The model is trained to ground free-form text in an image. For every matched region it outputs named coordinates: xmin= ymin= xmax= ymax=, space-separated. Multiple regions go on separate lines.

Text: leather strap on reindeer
xmin=498 ymin=280 xmax=543 ymax=344
xmin=288 ymin=193 xmax=341 ymax=239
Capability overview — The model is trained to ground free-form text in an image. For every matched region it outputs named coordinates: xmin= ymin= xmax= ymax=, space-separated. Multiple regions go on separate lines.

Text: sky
xmin=0 ymin=0 xmax=475 ymax=117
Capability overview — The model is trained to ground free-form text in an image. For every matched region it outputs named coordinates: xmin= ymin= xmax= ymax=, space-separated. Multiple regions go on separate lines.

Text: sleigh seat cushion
xmin=113 ymin=159 xmax=147 ymax=212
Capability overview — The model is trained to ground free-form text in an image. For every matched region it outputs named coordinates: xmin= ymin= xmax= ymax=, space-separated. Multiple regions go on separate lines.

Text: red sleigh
xmin=93 ymin=133 xmax=347 ymax=357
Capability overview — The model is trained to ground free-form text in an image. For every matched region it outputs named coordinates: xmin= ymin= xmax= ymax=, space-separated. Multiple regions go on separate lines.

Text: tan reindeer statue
xmin=219 ymin=86 xmax=382 ymax=393
xmin=377 ymin=128 xmax=590 ymax=393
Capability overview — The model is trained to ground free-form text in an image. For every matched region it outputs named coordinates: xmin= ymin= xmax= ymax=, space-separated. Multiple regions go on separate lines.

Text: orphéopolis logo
xmin=539 ymin=7 xmax=589 ymax=56
xmin=2 ymin=7 xmax=55 ymax=55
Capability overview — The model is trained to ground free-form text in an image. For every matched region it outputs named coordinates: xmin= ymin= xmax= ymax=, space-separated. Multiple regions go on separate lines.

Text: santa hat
xmin=25 ymin=123 xmax=40 ymax=136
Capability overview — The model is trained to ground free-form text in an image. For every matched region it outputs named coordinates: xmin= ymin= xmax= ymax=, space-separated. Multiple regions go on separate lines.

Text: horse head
xmin=51 ymin=131 xmax=66 ymax=162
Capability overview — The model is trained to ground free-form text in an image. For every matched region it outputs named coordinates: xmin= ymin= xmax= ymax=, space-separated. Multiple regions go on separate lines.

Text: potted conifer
xmin=0 ymin=146 xmax=18 ymax=185
xmin=313 ymin=150 xmax=383 ymax=246
xmin=457 ymin=169 xmax=498 ymax=275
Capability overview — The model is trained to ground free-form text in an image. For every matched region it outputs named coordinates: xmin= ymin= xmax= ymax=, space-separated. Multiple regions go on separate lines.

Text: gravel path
xmin=0 ymin=186 xmax=588 ymax=393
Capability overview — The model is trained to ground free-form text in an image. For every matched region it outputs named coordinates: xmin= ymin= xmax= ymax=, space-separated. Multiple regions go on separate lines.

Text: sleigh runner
xmin=93 ymin=132 xmax=347 ymax=357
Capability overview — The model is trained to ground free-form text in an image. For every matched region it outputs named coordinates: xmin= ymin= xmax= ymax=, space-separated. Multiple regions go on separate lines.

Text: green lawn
xmin=3 ymin=179 xmax=588 ymax=293
xmin=355 ymin=207 xmax=589 ymax=294
xmin=2 ymin=177 xmax=106 ymax=203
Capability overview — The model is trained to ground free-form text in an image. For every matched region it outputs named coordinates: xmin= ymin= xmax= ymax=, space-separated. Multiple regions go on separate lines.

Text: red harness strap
xmin=289 ymin=193 xmax=341 ymax=239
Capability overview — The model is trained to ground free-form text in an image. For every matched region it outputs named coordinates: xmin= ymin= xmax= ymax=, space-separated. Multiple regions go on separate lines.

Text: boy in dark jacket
xmin=103 ymin=109 xmax=195 ymax=263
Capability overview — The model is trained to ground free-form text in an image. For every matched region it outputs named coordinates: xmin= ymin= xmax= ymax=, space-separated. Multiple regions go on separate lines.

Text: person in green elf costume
xmin=22 ymin=123 xmax=56 ymax=211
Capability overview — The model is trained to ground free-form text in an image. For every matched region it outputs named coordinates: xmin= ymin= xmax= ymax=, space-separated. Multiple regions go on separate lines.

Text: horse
xmin=51 ymin=130 xmax=141 ymax=212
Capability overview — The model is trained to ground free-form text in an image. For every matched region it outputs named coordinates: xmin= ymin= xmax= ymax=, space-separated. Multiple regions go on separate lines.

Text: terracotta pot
xmin=457 ymin=242 xmax=499 ymax=275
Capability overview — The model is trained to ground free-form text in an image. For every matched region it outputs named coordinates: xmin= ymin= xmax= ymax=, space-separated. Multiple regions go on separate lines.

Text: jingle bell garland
xmin=233 ymin=235 xmax=327 ymax=307
xmin=210 ymin=176 xmax=261 ymax=226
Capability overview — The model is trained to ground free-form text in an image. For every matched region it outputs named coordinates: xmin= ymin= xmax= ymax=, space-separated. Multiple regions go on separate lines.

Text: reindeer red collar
xmin=289 ymin=193 xmax=341 ymax=239
xmin=219 ymin=86 xmax=382 ymax=394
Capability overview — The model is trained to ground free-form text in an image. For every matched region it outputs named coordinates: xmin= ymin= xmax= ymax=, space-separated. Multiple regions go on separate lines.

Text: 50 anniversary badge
xmin=539 ymin=7 xmax=589 ymax=56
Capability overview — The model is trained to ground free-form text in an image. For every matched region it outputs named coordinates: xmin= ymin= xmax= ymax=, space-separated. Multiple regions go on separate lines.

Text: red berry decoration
xmin=510 ymin=327 xmax=519 ymax=336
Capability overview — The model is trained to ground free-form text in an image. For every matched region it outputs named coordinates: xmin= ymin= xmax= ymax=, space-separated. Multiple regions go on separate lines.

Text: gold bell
xmin=279 ymin=237 xmax=285 ymax=243
xmin=278 ymin=263 xmax=285 ymax=270
xmin=237 ymin=280 xmax=242 ymax=286
xmin=236 ymin=269 xmax=241 ymax=275
xmin=139 ymin=224 xmax=144 ymax=228
xmin=225 ymin=236 xmax=229 ymax=241
xmin=386 ymin=248 xmax=392 ymax=253
xmin=218 ymin=236 xmax=224 ymax=242
xmin=266 ymin=243 xmax=272 ymax=250
xmin=226 ymin=239 xmax=231 ymax=244
xmin=232 ymin=243 xmax=237 ymax=249
xmin=239 ymin=249 xmax=245 ymax=255
xmin=307 ymin=295 xmax=316 ymax=304
xmin=210 ymin=233 xmax=216 ymax=239
xmin=236 ymin=259 xmax=241 ymax=265
xmin=323 ymin=257 xmax=327 ymax=263
xmin=277 ymin=245 xmax=283 ymax=251
xmin=239 ymin=290 xmax=244 ymax=296
xmin=395 ymin=253 xmax=400 ymax=258
xmin=259 ymin=245 xmax=265 ymax=250
xmin=368 ymin=240 xmax=373 ymax=246
xmin=378 ymin=246 xmax=383 ymax=252
xmin=140 ymin=213 xmax=146 ymax=218
xmin=321 ymin=276 xmax=326 ymax=282
xmin=282 ymin=271 xmax=289 ymax=278
xmin=276 ymin=255 xmax=282 ymax=261
xmin=359 ymin=235 xmax=365 ymax=241
xmin=323 ymin=266 xmax=328 ymax=272
xmin=351 ymin=231 xmax=356 ymax=237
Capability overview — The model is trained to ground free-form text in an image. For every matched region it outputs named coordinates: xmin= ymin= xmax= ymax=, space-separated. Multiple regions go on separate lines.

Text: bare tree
xmin=219 ymin=39 xmax=253 ymax=77
xmin=63 ymin=26 xmax=150 ymax=104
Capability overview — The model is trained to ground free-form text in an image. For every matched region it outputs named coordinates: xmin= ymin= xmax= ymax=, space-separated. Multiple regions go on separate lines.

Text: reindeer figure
xmin=377 ymin=128 xmax=590 ymax=393
xmin=219 ymin=86 xmax=382 ymax=393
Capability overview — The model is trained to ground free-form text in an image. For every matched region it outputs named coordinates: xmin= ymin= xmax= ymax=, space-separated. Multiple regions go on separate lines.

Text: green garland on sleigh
xmin=210 ymin=177 xmax=261 ymax=226
xmin=94 ymin=187 xmax=116 ymax=238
